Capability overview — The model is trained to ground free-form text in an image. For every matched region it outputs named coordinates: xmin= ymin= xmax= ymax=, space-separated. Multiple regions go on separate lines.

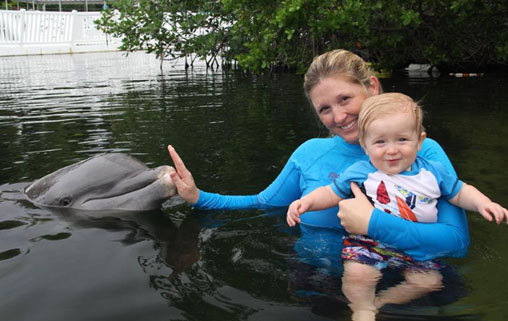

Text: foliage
xmin=4 ymin=1 xmax=20 ymax=10
xmin=96 ymin=0 xmax=508 ymax=72
xmin=95 ymin=0 xmax=174 ymax=67
xmin=96 ymin=0 xmax=233 ymax=69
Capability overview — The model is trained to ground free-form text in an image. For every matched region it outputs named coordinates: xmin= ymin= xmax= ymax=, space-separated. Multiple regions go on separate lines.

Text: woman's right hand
xmin=167 ymin=145 xmax=200 ymax=204
xmin=337 ymin=182 xmax=373 ymax=235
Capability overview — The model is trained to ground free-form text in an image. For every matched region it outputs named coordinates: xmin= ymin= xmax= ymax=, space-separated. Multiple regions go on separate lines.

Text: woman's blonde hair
xmin=358 ymin=93 xmax=424 ymax=147
xmin=304 ymin=49 xmax=381 ymax=97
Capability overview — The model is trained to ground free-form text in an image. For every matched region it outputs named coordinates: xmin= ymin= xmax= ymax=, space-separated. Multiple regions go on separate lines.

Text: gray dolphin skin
xmin=25 ymin=153 xmax=177 ymax=211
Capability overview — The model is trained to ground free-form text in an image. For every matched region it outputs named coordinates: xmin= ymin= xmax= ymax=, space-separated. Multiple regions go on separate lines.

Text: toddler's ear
xmin=418 ymin=132 xmax=427 ymax=150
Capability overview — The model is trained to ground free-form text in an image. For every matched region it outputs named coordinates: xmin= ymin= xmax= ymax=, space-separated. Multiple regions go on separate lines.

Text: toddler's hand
xmin=478 ymin=202 xmax=508 ymax=224
xmin=287 ymin=200 xmax=308 ymax=227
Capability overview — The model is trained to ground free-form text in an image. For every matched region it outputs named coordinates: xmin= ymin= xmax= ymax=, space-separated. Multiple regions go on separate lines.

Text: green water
xmin=1 ymin=52 xmax=508 ymax=320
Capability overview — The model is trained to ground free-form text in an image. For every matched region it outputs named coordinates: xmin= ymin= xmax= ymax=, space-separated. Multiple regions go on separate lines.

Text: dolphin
xmin=24 ymin=153 xmax=177 ymax=211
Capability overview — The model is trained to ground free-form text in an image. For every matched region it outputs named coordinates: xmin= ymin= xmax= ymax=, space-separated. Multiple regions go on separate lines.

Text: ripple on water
xmin=0 ymin=220 xmax=26 ymax=230
xmin=0 ymin=248 xmax=21 ymax=261
xmin=30 ymin=232 xmax=72 ymax=242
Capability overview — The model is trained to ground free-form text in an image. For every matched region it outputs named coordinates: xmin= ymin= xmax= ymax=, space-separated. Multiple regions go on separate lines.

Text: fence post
xmin=70 ymin=9 xmax=77 ymax=48
xmin=19 ymin=8 xmax=25 ymax=46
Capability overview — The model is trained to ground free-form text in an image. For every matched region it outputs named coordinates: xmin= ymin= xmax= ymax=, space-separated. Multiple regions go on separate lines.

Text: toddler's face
xmin=363 ymin=112 xmax=425 ymax=175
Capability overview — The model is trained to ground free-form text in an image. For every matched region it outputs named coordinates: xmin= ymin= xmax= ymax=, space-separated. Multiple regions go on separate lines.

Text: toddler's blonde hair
xmin=358 ymin=93 xmax=424 ymax=147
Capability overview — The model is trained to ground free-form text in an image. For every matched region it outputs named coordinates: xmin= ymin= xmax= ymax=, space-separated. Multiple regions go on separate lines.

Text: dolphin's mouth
xmin=79 ymin=167 xmax=176 ymax=211
xmin=82 ymin=174 xmax=159 ymax=203
xmin=80 ymin=181 xmax=155 ymax=206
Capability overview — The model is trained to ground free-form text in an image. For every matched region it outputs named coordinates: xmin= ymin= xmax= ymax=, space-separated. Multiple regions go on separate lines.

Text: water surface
xmin=1 ymin=52 xmax=508 ymax=320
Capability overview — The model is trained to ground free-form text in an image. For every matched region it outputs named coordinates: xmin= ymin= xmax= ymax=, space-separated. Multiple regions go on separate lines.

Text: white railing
xmin=0 ymin=9 xmax=121 ymax=56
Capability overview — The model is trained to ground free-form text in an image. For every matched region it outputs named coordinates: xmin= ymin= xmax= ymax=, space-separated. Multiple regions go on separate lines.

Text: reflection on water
xmin=0 ymin=53 xmax=199 ymax=181
xmin=1 ymin=52 xmax=508 ymax=320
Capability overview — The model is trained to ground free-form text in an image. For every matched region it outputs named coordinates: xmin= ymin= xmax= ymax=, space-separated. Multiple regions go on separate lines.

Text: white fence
xmin=0 ymin=9 xmax=121 ymax=56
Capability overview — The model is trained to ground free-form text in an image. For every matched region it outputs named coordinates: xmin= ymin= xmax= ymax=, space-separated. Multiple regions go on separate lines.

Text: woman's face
xmin=308 ymin=75 xmax=379 ymax=144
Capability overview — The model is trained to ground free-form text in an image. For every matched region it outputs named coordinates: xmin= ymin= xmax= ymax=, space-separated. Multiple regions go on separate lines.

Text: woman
xmin=167 ymin=49 xmax=469 ymax=264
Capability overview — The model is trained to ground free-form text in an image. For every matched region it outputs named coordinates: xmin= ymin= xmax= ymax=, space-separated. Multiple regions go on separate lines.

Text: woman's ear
xmin=368 ymin=76 xmax=381 ymax=96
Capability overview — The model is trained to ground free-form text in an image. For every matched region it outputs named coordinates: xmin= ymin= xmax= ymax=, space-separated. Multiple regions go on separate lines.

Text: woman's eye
xmin=340 ymin=96 xmax=350 ymax=104
xmin=374 ymin=140 xmax=384 ymax=144
xmin=318 ymin=106 xmax=330 ymax=113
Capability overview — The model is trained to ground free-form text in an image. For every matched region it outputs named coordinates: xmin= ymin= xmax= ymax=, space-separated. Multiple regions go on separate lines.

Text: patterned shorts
xmin=341 ymin=234 xmax=442 ymax=271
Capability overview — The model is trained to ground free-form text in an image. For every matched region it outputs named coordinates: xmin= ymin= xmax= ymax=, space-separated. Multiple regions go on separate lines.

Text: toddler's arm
xmin=287 ymin=186 xmax=341 ymax=226
xmin=450 ymin=183 xmax=508 ymax=224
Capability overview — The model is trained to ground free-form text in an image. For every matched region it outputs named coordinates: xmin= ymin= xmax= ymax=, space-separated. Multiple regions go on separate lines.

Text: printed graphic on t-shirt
xmin=363 ymin=169 xmax=440 ymax=223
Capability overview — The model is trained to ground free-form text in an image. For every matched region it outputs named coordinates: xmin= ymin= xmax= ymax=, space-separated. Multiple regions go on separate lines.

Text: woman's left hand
xmin=337 ymin=182 xmax=374 ymax=235
xmin=167 ymin=145 xmax=200 ymax=204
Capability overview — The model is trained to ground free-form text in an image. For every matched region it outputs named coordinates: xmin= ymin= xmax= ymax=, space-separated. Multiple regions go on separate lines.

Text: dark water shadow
xmin=41 ymin=205 xmax=202 ymax=277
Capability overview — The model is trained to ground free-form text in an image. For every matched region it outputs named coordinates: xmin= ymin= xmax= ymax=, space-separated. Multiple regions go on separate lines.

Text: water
xmin=1 ymin=52 xmax=508 ymax=320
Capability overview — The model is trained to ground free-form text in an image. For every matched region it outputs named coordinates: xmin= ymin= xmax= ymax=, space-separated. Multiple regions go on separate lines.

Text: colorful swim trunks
xmin=341 ymin=234 xmax=442 ymax=270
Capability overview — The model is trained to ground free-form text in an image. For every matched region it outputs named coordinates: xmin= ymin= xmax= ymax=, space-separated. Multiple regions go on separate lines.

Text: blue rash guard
xmin=193 ymin=136 xmax=470 ymax=262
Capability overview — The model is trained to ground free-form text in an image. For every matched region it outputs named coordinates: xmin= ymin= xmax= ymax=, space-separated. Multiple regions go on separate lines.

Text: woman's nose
xmin=332 ymin=106 xmax=347 ymax=123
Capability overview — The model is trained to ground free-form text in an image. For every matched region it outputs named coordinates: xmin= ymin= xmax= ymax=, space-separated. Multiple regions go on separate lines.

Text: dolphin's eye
xmin=59 ymin=197 xmax=72 ymax=207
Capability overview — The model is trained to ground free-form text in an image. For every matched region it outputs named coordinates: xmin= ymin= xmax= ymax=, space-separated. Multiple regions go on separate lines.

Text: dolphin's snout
xmin=156 ymin=165 xmax=177 ymax=197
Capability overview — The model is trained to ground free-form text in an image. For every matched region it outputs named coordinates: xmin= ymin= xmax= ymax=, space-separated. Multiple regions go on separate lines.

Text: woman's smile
xmin=338 ymin=118 xmax=358 ymax=130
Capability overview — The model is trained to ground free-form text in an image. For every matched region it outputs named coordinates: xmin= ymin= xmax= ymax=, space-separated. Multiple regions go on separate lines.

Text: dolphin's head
xmin=25 ymin=153 xmax=177 ymax=211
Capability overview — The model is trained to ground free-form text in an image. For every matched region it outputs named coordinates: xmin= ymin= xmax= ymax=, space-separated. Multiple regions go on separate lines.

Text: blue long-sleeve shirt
xmin=193 ymin=136 xmax=470 ymax=261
